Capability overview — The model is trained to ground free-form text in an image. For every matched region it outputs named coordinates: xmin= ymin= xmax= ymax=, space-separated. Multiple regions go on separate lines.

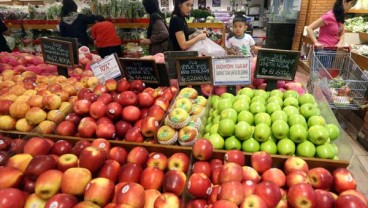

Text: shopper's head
xmin=173 ymin=0 xmax=193 ymax=17
xmin=143 ymin=0 xmax=161 ymax=15
xmin=232 ymin=15 xmax=248 ymax=37
xmin=95 ymin=15 xmax=105 ymax=22
xmin=333 ymin=0 xmax=357 ymax=23
xmin=61 ymin=0 xmax=78 ymax=17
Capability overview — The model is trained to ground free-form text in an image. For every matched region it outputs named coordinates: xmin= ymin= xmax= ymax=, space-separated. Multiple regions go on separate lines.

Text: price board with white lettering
xmin=119 ymin=58 xmax=159 ymax=84
xmin=91 ymin=54 xmax=124 ymax=83
xmin=176 ymin=56 xmax=213 ymax=86
xmin=40 ymin=37 xmax=74 ymax=68
xmin=212 ymin=56 xmax=251 ymax=86
xmin=255 ymin=48 xmax=300 ymax=81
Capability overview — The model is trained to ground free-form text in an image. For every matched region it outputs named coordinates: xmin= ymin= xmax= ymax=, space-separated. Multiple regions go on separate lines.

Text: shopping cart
xmin=307 ymin=47 xmax=368 ymax=110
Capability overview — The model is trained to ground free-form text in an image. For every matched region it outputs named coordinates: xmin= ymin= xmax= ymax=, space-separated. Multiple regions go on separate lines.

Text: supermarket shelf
xmin=347 ymin=10 xmax=368 ymax=14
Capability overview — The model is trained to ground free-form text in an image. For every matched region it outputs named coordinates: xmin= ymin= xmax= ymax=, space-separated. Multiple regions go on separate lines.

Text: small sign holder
xmin=119 ymin=58 xmax=160 ymax=84
xmin=164 ymin=51 xmax=199 ymax=79
xmin=255 ymin=48 xmax=300 ymax=91
xmin=176 ymin=56 xmax=213 ymax=86
xmin=212 ymin=56 xmax=251 ymax=86
xmin=90 ymin=53 xmax=124 ymax=83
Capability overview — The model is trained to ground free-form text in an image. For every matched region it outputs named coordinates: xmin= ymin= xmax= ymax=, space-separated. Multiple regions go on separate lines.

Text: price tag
xmin=176 ymin=56 xmax=213 ymax=86
xmin=119 ymin=58 xmax=159 ymax=84
xmin=91 ymin=54 xmax=123 ymax=83
xmin=40 ymin=37 xmax=74 ymax=68
xmin=212 ymin=56 xmax=251 ymax=86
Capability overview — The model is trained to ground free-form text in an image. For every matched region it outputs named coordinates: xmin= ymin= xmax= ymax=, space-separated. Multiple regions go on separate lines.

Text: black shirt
xmin=169 ymin=15 xmax=191 ymax=51
xmin=0 ymin=20 xmax=11 ymax=52
xmin=59 ymin=14 xmax=96 ymax=47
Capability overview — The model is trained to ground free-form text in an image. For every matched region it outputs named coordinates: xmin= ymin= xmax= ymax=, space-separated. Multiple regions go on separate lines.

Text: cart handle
xmin=314 ymin=46 xmax=351 ymax=52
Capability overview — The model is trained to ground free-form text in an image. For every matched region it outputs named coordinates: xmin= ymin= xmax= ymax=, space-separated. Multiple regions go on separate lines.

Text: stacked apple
xmin=0 ymin=136 xmax=192 ymax=208
xmin=187 ymin=140 xmax=367 ymax=208
xmin=156 ymin=87 xmax=208 ymax=146
xmin=203 ymin=88 xmax=341 ymax=159
xmin=0 ymin=69 xmax=100 ymax=133
xmin=56 ymin=78 xmax=178 ymax=141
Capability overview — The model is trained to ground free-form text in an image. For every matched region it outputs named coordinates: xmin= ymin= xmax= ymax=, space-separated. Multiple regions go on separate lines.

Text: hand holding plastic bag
xmin=187 ymin=37 xmax=226 ymax=57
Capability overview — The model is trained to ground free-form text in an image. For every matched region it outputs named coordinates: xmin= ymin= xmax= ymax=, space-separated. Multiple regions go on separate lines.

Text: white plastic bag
xmin=187 ymin=38 xmax=226 ymax=57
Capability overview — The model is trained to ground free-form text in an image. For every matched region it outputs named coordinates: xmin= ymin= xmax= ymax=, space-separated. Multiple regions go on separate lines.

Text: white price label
xmin=91 ymin=54 xmax=122 ymax=83
xmin=212 ymin=57 xmax=251 ymax=86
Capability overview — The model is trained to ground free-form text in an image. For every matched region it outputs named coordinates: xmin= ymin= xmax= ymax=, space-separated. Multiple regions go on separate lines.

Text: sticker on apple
xmin=50 ymin=202 xmax=59 ymax=208
xmin=122 ymin=185 xmax=130 ymax=193
xmin=153 ymin=154 xmax=160 ymax=159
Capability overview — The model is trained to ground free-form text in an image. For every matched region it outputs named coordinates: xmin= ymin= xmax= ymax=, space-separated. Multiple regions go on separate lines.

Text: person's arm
xmin=337 ymin=29 xmax=345 ymax=48
xmin=0 ymin=21 xmax=10 ymax=36
xmin=306 ymin=17 xmax=325 ymax=49
xmin=91 ymin=25 xmax=97 ymax=40
xmin=148 ymin=20 xmax=169 ymax=44
xmin=176 ymin=31 xmax=206 ymax=50
xmin=250 ymin=45 xmax=258 ymax=55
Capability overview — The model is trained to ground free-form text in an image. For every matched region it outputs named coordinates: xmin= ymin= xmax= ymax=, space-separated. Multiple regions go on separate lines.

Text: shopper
xmin=140 ymin=0 xmax=170 ymax=55
xmin=91 ymin=16 xmax=123 ymax=58
xmin=59 ymin=0 xmax=96 ymax=47
xmin=169 ymin=0 xmax=207 ymax=51
xmin=226 ymin=15 xmax=257 ymax=56
xmin=306 ymin=0 xmax=357 ymax=49
xmin=0 ymin=18 xmax=11 ymax=53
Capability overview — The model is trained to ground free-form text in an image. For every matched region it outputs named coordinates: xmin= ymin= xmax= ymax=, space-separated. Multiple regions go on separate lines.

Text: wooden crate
xmin=351 ymin=51 xmax=368 ymax=70
xmin=359 ymin=32 xmax=368 ymax=44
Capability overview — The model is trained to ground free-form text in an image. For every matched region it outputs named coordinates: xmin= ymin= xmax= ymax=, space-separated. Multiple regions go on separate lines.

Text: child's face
xmin=233 ymin=21 xmax=247 ymax=37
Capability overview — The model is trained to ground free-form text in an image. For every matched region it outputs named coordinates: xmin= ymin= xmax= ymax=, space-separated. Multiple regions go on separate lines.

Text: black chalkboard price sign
xmin=40 ymin=37 xmax=74 ymax=68
xmin=176 ymin=56 xmax=213 ymax=86
xmin=255 ymin=48 xmax=300 ymax=81
xmin=119 ymin=58 xmax=159 ymax=84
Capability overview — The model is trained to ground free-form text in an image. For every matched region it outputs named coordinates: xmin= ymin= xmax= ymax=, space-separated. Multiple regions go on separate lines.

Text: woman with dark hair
xmin=140 ymin=0 xmax=170 ymax=54
xmin=59 ymin=0 xmax=96 ymax=47
xmin=306 ymin=0 xmax=357 ymax=49
xmin=169 ymin=0 xmax=207 ymax=51
xmin=91 ymin=16 xmax=123 ymax=58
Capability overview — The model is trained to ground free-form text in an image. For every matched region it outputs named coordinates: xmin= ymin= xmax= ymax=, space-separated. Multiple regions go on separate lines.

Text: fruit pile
xmin=156 ymin=87 xmax=208 ymax=145
xmin=0 ymin=137 xmax=191 ymax=208
xmin=188 ymin=139 xmax=367 ymax=208
xmin=204 ymin=88 xmax=341 ymax=159
xmin=56 ymin=78 xmax=178 ymax=141
xmin=0 ymin=69 xmax=97 ymax=133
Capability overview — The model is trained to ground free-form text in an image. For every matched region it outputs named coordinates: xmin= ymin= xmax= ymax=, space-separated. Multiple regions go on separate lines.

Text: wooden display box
xmin=351 ymin=51 xmax=368 ymax=70
xmin=359 ymin=32 xmax=368 ymax=44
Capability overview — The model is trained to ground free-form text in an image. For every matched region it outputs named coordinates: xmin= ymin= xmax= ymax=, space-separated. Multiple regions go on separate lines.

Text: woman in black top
xmin=169 ymin=0 xmax=207 ymax=51
xmin=59 ymin=0 xmax=96 ymax=47
xmin=0 ymin=19 xmax=11 ymax=52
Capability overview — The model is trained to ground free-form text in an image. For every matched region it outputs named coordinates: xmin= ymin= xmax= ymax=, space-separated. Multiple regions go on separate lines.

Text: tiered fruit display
xmin=156 ymin=87 xmax=208 ymax=146
xmin=0 ymin=137 xmax=191 ymax=208
xmin=203 ymin=88 xmax=341 ymax=159
xmin=0 ymin=69 xmax=98 ymax=133
xmin=188 ymin=139 xmax=367 ymax=208
xmin=55 ymin=78 xmax=178 ymax=141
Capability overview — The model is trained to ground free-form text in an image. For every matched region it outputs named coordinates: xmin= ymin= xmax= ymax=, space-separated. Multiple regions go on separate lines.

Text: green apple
xmin=269 ymin=89 xmax=284 ymax=99
xmin=218 ymin=119 xmax=235 ymax=137
xmin=266 ymin=102 xmax=282 ymax=115
xmin=289 ymin=124 xmax=308 ymax=143
xmin=235 ymin=121 xmax=253 ymax=140
xmin=235 ymin=94 xmax=251 ymax=103
xmin=253 ymin=123 xmax=271 ymax=142
xmin=288 ymin=114 xmax=307 ymax=128
xmin=283 ymin=106 xmax=300 ymax=118
xmin=298 ymin=93 xmax=316 ymax=105
xmin=213 ymin=116 xmax=220 ymax=124
xmin=267 ymin=96 xmax=284 ymax=107
xmin=220 ymin=108 xmax=237 ymax=122
xmin=238 ymin=110 xmax=254 ymax=125
xmin=224 ymin=136 xmax=242 ymax=150
xmin=277 ymin=138 xmax=296 ymax=155
xmin=249 ymin=102 xmax=266 ymax=114
xmin=296 ymin=141 xmax=316 ymax=157
xmin=217 ymin=99 xmax=233 ymax=113
xmin=221 ymin=92 xmax=235 ymax=102
xmin=232 ymin=99 xmax=250 ymax=113
xmin=211 ymin=109 xmax=219 ymax=117
xmin=242 ymin=138 xmax=260 ymax=152
xmin=251 ymin=96 xmax=266 ymax=105
xmin=210 ymin=95 xmax=220 ymax=106
xmin=205 ymin=124 xmax=212 ymax=133
xmin=308 ymin=125 xmax=329 ymax=145
xmin=331 ymin=143 xmax=339 ymax=155
xmin=326 ymin=123 xmax=340 ymax=141
xmin=271 ymin=110 xmax=288 ymax=122
xmin=307 ymin=115 xmax=326 ymax=127
xmin=283 ymin=97 xmax=299 ymax=108
xmin=253 ymin=89 xmax=268 ymax=100
xmin=238 ymin=87 xmax=254 ymax=98
xmin=203 ymin=133 xmax=210 ymax=139
xmin=260 ymin=139 xmax=277 ymax=154
xmin=315 ymin=143 xmax=335 ymax=159
xmin=207 ymin=117 xmax=213 ymax=125
xmin=254 ymin=112 xmax=272 ymax=126
xmin=283 ymin=90 xmax=299 ymax=99
xmin=210 ymin=124 xmax=219 ymax=134
xmin=271 ymin=120 xmax=289 ymax=140
xmin=299 ymin=103 xmax=319 ymax=119
xmin=208 ymin=134 xmax=225 ymax=149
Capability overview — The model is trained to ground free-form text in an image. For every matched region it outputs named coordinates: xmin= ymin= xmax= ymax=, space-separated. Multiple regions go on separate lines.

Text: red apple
xmin=96 ymin=122 xmax=116 ymax=139
xmin=154 ymin=97 xmax=170 ymax=111
xmin=240 ymin=194 xmax=268 ymax=208
xmin=307 ymin=167 xmax=333 ymax=190
xmin=109 ymin=146 xmax=128 ymax=165
xmin=0 ymin=151 xmax=10 ymax=166
xmin=77 ymin=118 xmax=97 ymax=138
xmin=96 ymin=117 xmax=113 ymax=125
xmin=147 ymin=105 xmax=166 ymax=121
xmin=51 ymin=140 xmax=73 ymax=156
xmin=210 ymin=159 xmax=223 ymax=172
xmin=93 ymin=83 xmax=108 ymax=95
xmin=284 ymin=156 xmax=309 ymax=174
xmin=5 ymin=153 xmax=33 ymax=173
xmin=25 ymin=155 xmax=57 ymax=180
xmin=116 ymin=182 xmax=145 ymax=207
xmin=162 ymin=170 xmax=187 ymax=196
xmin=64 ymin=113 xmax=82 ymax=126
xmin=130 ymin=80 xmax=145 ymax=93
xmin=315 ymin=189 xmax=336 ymax=208
xmin=146 ymin=152 xmax=168 ymax=171
xmin=219 ymin=181 xmax=245 ymax=205
xmin=57 ymin=154 xmax=78 ymax=172
xmin=261 ymin=168 xmax=286 ymax=187
xmin=287 ymin=183 xmax=316 ymax=208
xmin=192 ymin=139 xmax=213 ymax=161
xmin=106 ymin=102 xmax=123 ymax=119
xmin=286 ymin=170 xmax=308 ymax=188
xmin=140 ymin=167 xmax=164 ymax=190
xmin=140 ymin=108 xmax=149 ymax=119
xmin=78 ymin=146 xmax=107 ymax=174
xmin=73 ymin=99 xmax=91 ymax=115
xmin=242 ymin=180 xmax=257 ymax=197
xmin=116 ymin=79 xmax=130 ymax=93
xmin=168 ymin=153 xmax=190 ymax=173
xmin=97 ymin=93 xmax=113 ymax=104
xmin=22 ymin=176 xmax=36 ymax=193
xmin=89 ymin=101 xmax=107 ymax=119
xmin=98 ymin=159 xmax=121 ymax=183
xmin=211 ymin=167 xmax=221 ymax=185
xmin=105 ymin=79 xmax=118 ymax=91
xmin=91 ymin=138 xmax=111 ymax=153
xmin=73 ymin=201 xmax=100 ymax=208
xmin=0 ymin=188 xmax=27 ymax=208
xmin=207 ymin=185 xmax=221 ymax=205
xmin=254 ymin=181 xmax=282 ymax=208
xmin=335 ymin=194 xmax=367 ymax=208
xmin=61 ymin=167 xmax=92 ymax=195
xmin=154 ymin=192 xmax=180 ymax=208
xmin=242 ymin=166 xmax=260 ymax=183
xmin=137 ymin=92 xmax=155 ymax=108
xmin=188 ymin=173 xmax=212 ymax=198
xmin=219 ymin=162 xmax=244 ymax=183
xmin=71 ymin=140 xmax=91 ymax=156
xmin=115 ymin=120 xmax=132 ymax=139
xmin=251 ymin=151 xmax=272 ymax=174
xmin=84 ymin=177 xmax=115 ymax=206
xmin=84 ymin=92 xmax=99 ymax=103
xmin=23 ymin=137 xmax=53 ymax=156
xmin=212 ymin=200 xmax=238 ymax=208
xmin=34 ymin=169 xmax=63 ymax=200
xmin=127 ymin=146 xmax=149 ymax=166
xmin=0 ymin=166 xmax=23 ymax=188
xmin=141 ymin=117 xmax=159 ymax=137
xmin=224 ymin=150 xmax=245 ymax=166
xmin=44 ymin=193 xmax=78 ymax=208
xmin=118 ymin=163 xmax=143 ymax=183
xmin=332 ymin=168 xmax=357 ymax=193
xmin=134 ymin=119 xmax=143 ymax=129
xmin=192 ymin=161 xmax=212 ymax=178
xmin=186 ymin=199 xmax=207 ymax=208
xmin=9 ymin=138 xmax=26 ymax=154
xmin=122 ymin=105 xmax=141 ymax=123
xmin=144 ymin=189 xmax=161 ymax=208
xmin=118 ymin=91 xmax=137 ymax=106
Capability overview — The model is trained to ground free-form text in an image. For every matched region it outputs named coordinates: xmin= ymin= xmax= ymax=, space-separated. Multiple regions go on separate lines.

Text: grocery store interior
xmin=0 ymin=0 xmax=368 ymax=206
